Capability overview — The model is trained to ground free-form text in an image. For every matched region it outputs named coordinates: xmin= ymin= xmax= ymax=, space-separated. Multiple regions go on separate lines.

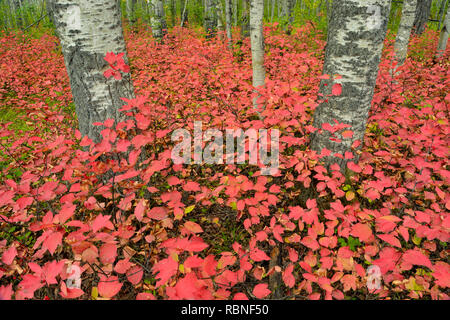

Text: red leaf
xmin=402 ymin=249 xmax=433 ymax=269
xmin=282 ymin=264 xmax=295 ymax=288
xmin=351 ymin=223 xmax=373 ymax=242
xmin=2 ymin=245 xmax=17 ymax=265
xmin=332 ymin=83 xmax=342 ymax=96
xmin=377 ymin=233 xmax=401 ymax=248
xmin=114 ymin=259 xmax=132 ymax=274
xmin=126 ymin=266 xmax=143 ymax=285
xmin=98 ymin=275 xmax=122 ymax=298
xmin=152 ymin=256 xmax=178 ymax=287
xmin=44 ymin=231 xmax=63 ymax=255
xmin=0 ymin=284 xmax=13 ymax=300
xmin=99 ymin=243 xmax=117 ymax=265
xmin=147 ymin=206 xmax=168 ymax=220
xmin=134 ymin=200 xmax=146 ymax=222
xmin=252 ymin=283 xmax=271 ymax=299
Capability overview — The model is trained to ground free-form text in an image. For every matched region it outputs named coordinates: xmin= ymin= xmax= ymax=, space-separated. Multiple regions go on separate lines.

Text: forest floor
xmin=0 ymin=25 xmax=448 ymax=300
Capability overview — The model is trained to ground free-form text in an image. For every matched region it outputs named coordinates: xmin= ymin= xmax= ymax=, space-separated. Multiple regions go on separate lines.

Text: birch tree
xmin=437 ymin=3 xmax=449 ymax=57
xmin=412 ymin=0 xmax=432 ymax=35
xmin=393 ymin=0 xmax=417 ymax=66
xmin=126 ymin=0 xmax=137 ymax=24
xmin=241 ymin=0 xmax=251 ymax=37
xmin=250 ymin=0 xmax=265 ymax=111
xmin=225 ymin=0 xmax=233 ymax=46
xmin=151 ymin=0 xmax=167 ymax=39
xmin=205 ymin=0 xmax=217 ymax=37
xmin=47 ymin=0 xmax=135 ymax=143
xmin=281 ymin=0 xmax=294 ymax=33
xmin=311 ymin=0 xmax=391 ymax=169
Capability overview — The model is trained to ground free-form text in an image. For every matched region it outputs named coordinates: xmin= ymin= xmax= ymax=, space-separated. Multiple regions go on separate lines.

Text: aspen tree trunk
xmin=438 ymin=0 xmax=448 ymax=29
xmin=216 ymin=1 xmax=224 ymax=39
xmin=48 ymin=0 xmax=135 ymax=144
xmin=281 ymin=0 xmax=294 ymax=33
xmin=413 ymin=0 xmax=432 ymax=35
xmin=205 ymin=0 xmax=217 ymax=37
xmin=151 ymin=0 xmax=167 ymax=39
xmin=225 ymin=0 xmax=233 ymax=46
xmin=241 ymin=0 xmax=250 ymax=37
xmin=437 ymin=3 xmax=450 ymax=57
xmin=270 ymin=0 xmax=275 ymax=22
xmin=249 ymin=0 xmax=265 ymax=111
xmin=170 ymin=0 xmax=176 ymax=26
xmin=311 ymin=0 xmax=391 ymax=170
xmin=394 ymin=0 xmax=417 ymax=66
xmin=233 ymin=0 xmax=238 ymax=26
xmin=180 ymin=0 xmax=188 ymax=27
xmin=127 ymin=0 xmax=137 ymax=24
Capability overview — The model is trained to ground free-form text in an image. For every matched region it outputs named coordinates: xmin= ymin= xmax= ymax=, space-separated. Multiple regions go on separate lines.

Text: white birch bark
xmin=180 ymin=0 xmax=188 ymax=27
xmin=205 ymin=0 xmax=217 ymax=37
xmin=311 ymin=0 xmax=391 ymax=169
xmin=225 ymin=0 xmax=233 ymax=46
xmin=250 ymin=0 xmax=265 ymax=111
xmin=48 ymin=0 xmax=135 ymax=143
xmin=393 ymin=0 xmax=417 ymax=66
xmin=151 ymin=0 xmax=167 ymax=39
xmin=437 ymin=3 xmax=450 ymax=57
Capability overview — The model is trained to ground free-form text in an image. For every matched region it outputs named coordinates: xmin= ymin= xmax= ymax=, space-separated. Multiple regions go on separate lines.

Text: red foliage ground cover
xmin=0 ymin=25 xmax=448 ymax=300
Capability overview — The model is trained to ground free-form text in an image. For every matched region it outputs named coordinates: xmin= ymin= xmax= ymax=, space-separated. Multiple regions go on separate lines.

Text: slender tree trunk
xmin=394 ymin=0 xmax=417 ymax=66
xmin=412 ymin=0 xmax=432 ymax=35
xmin=225 ymin=0 xmax=233 ymax=46
xmin=241 ymin=0 xmax=250 ymax=37
xmin=205 ymin=0 xmax=217 ymax=37
xmin=249 ymin=0 xmax=265 ymax=111
xmin=151 ymin=0 xmax=167 ymax=39
xmin=281 ymin=0 xmax=294 ymax=33
xmin=48 ymin=0 xmax=135 ymax=144
xmin=170 ymin=0 xmax=176 ymax=26
xmin=126 ymin=0 xmax=137 ymax=24
xmin=233 ymin=0 xmax=238 ymax=26
xmin=438 ymin=0 xmax=448 ymax=29
xmin=217 ymin=0 xmax=224 ymax=38
xmin=180 ymin=0 xmax=188 ymax=27
xmin=437 ymin=3 xmax=450 ymax=57
xmin=311 ymin=0 xmax=391 ymax=170
xmin=270 ymin=0 xmax=275 ymax=22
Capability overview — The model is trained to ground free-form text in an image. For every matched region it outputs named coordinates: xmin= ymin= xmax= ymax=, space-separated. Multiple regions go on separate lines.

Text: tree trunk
xmin=170 ymin=0 xmax=176 ymax=26
xmin=233 ymin=0 xmax=238 ymax=26
xmin=217 ymin=0 xmax=223 ymax=36
xmin=225 ymin=0 xmax=233 ymax=46
xmin=151 ymin=0 xmax=167 ymax=39
xmin=249 ymin=0 xmax=265 ymax=111
xmin=412 ymin=0 xmax=432 ymax=35
xmin=437 ymin=3 xmax=450 ymax=57
xmin=311 ymin=0 xmax=391 ymax=170
xmin=48 ymin=0 xmax=135 ymax=144
xmin=394 ymin=0 xmax=417 ymax=66
xmin=241 ymin=0 xmax=250 ymax=37
xmin=126 ymin=0 xmax=137 ymax=24
xmin=180 ymin=0 xmax=188 ymax=27
xmin=438 ymin=0 xmax=448 ymax=29
xmin=205 ymin=0 xmax=217 ymax=37
xmin=281 ymin=0 xmax=294 ymax=33
xmin=270 ymin=0 xmax=275 ymax=22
